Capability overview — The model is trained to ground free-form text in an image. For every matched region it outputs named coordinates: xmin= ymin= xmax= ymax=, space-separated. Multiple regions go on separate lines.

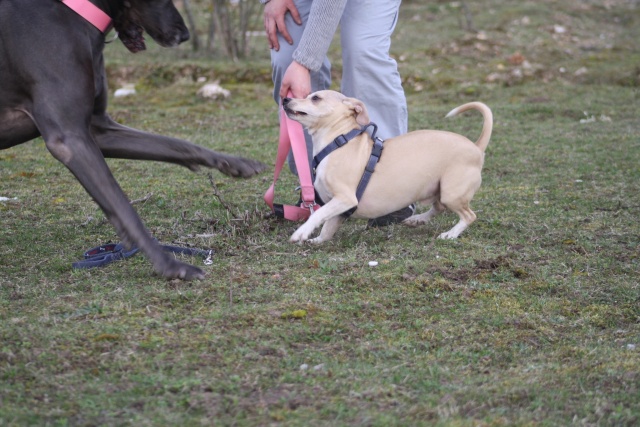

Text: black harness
xmin=312 ymin=123 xmax=384 ymax=218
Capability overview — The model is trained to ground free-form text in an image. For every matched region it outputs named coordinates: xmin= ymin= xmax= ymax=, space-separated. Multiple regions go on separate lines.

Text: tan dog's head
xmin=283 ymin=90 xmax=370 ymax=141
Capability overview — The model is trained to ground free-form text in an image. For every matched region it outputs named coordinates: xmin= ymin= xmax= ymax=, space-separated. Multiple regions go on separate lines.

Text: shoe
xmin=367 ymin=204 xmax=415 ymax=228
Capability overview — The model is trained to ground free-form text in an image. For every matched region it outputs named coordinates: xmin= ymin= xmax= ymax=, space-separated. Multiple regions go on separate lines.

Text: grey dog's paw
xmin=155 ymin=258 xmax=206 ymax=281
xmin=215 ymin=155 xmax=266 ymax=178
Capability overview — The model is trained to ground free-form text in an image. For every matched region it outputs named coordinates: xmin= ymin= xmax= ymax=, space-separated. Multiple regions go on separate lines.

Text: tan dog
xmin=282 ymin=90 xmax=492 ymax=244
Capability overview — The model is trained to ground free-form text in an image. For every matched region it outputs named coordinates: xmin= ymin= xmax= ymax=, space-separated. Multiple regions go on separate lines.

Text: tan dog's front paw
xmin=290 ymin=233 xmax=306 ymax=243
xmin=438 ymin=231 xmax=458 ymax=239
xmin=290 ymin=226 xmax=312 ymax=243
xmin=307 ymin=237 xmax=326 ymax=244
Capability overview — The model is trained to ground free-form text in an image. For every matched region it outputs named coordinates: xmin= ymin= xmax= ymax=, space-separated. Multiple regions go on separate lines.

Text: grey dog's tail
xmin=445 ymin=102 xmax=493 ymax=152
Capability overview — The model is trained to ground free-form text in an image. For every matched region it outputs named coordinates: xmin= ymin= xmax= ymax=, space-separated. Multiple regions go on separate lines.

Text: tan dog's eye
xmin=312 ymin=95 xmax=321 ymax=102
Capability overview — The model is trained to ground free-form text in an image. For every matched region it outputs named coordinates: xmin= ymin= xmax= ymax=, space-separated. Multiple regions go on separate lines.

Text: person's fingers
xmin=264 ymin=17 xmax=278 ymax=50
xmin=280 ymin=81 xmax=292 ymax=101
xmin=277 ymin=17 xmax=293 ymax=46
xmin=288 ymin=2 xmax=302 ymax=25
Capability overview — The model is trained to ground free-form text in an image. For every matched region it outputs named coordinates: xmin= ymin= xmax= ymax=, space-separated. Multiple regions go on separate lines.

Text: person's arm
xmin=292 ymin=0 xmax=347 ymax=72
xmin=279 ymin=0 xmax=347 ymax=99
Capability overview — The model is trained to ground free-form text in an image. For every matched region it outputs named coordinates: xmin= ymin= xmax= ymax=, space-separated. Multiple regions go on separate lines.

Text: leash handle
xmin=264 ymin=93 xmax=320 ymax=221
xmin=72 ymin=241 xmax=212 ymax=269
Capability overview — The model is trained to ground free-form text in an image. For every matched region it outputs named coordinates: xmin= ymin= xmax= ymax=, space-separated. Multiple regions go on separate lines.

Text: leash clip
xmin=105 ymin=31 xmax=119 ymax=44
xmin=203 ymin=250 xmax=214 ymax=266
xmin=300 ymin=200 xmax=318 ymax=214
xmin=296 ymin=185 xmax=319 ymax=214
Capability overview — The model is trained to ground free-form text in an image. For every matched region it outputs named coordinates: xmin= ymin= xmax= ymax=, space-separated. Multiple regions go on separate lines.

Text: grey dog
xmin=0 ymin=0 xmax=265 ymax=280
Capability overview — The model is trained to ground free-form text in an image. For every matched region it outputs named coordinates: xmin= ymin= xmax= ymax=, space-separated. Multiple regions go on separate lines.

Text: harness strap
xmin=311 ymin=122 xmax=384 ymax=219
xmin=312 ymin=126 xmax=371 ymax=170
xmin=61 ymin=0 xmax=113 ymax=33
xmin=341 ymin=136 xmax=385 ymax=217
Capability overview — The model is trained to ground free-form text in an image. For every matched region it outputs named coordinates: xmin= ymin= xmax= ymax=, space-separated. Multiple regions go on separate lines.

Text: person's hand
xmin=263 ymin=0 xmax=302 ymax=51
xmin=280 ymin=61 xmax=311 ymax=100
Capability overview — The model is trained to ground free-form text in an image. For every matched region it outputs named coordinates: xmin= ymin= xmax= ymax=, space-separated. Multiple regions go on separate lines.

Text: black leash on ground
xmin=72 ymin=241 xmax=213 ymax=269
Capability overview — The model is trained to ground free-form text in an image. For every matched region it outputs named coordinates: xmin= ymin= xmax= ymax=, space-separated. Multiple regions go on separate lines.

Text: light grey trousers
xmin=270 ymin=0 xmax=407 ymax=174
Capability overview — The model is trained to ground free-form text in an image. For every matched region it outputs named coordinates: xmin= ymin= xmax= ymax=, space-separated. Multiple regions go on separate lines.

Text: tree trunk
xmin=182 ymin=0 xmax=201 ymax=51
xmin=214 ymin=0 xmax=238 ymax=61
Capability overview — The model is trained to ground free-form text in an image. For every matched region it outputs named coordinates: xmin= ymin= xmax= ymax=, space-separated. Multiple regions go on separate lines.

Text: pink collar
xmin=62 ymin=0 xmax=112 ymax=33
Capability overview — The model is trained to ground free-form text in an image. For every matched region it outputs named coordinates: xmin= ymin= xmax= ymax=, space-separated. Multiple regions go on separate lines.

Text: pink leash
xmin=61 ymin=0 xmax=113 ymax=33
xmin=264 ymin=96 xmax=320 ymax=221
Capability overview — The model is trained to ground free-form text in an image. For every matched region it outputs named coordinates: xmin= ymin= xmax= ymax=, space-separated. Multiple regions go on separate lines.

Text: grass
xmin=1 ymin=0 xmax=639 ymax=425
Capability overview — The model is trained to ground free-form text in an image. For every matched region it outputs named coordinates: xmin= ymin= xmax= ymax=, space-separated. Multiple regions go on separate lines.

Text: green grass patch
xmin=1 ymin=1 xmax=639 ymax=425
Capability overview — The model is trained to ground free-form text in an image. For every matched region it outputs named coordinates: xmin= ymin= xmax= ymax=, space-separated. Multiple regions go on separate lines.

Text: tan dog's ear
xmin=343 ymin=98 xmax=370 ymax=126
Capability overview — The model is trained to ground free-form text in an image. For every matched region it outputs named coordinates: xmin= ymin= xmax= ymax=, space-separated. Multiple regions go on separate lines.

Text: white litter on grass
xmin=574 ymin=67 xmax=588 ymax=76
xmin=114 ymin=84 xmax=136 ymax=97
xmin=554 ymin=25 xmax=567 ymax=34
xmin=580 ymin=112 xmax=612 ymax=124
xmin=0 ymin=196 xmax=18 ymax=202
xmin=580 ymin=114 xmax=596 ymax=124
xmin=368 ymin=261 xmax=379 ymax=267
xmin=300 ymin=364 xmax=309 ymax=371
xmin=196 ymin=233 xmax=216 ymax=238
xmin=197 ymin=82 xmax=230 ymax=100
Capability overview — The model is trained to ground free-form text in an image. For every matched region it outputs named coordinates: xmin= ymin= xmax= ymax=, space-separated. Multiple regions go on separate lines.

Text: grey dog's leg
xmin=91 ymin=116 xmax=265 ymax=178
xmin=28 ymin=78 xmax=204 ymax=279
xmin=41 ymin=122 xmax=205 ymax=279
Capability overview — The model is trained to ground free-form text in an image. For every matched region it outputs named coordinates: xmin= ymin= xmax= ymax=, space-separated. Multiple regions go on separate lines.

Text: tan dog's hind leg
xmin=404 ymin=201 xmax=446 ymax=227
xmin=436 ymin=168 xmax=482 ymax=239
xmin=290 ymin=197 xmax=356 ymax=243
xmin=439 ymin=210 xmax=475 ymax=239
xmin=438 ymin=201 xmax=477 ymax=239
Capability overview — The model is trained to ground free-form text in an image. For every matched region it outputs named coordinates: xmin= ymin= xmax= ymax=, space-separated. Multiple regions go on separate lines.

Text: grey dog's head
xmin=114 ymin=0 xmax=189 ymax=53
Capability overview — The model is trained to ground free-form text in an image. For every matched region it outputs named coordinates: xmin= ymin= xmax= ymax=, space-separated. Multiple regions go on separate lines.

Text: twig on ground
xmin=207 ymin=172 xmax=237 ymax=215
xmin=130 ymin=193 xmax=153 ymax=205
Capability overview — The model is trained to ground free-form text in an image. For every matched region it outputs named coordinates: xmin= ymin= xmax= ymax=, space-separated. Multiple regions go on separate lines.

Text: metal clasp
xmin=300 ymin=201 xmax=317 ymax=214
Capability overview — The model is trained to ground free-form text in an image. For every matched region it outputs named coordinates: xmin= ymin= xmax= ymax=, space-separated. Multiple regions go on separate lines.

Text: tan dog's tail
xmin=445 ymin=102 xmax=493 ymax=152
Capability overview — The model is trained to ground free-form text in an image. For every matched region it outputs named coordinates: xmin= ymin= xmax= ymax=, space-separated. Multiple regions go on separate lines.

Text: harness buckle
xmin=334 ymin=134 xmax=348 ymax=146
xmin=372 ymin=138 xmax=384 ymax=156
